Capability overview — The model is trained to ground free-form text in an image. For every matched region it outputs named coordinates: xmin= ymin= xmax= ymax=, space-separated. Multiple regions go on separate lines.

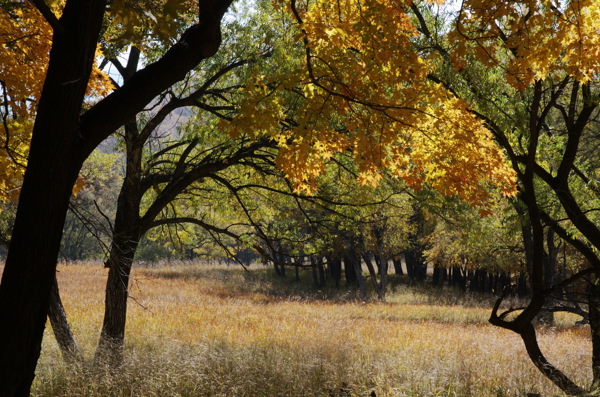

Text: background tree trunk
xmin=95 ymin=234 xmax=140 ymax=367
xmin=392 ymin=258 xmax=404 ymax=275
xmin=48 ymin=275 xmax=83 ymax=364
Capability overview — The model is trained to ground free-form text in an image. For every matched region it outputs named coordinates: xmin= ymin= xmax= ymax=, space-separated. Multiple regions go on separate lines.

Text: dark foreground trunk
xmin=520 ymin=324 xmax=584 ymax=395
xmin=590 ymin=276 xmax=600 ymax=391
xmin=0 ymin=2 xmax=105 ymax=394
xmin=0 ymin=1 xmax=234 ymax=392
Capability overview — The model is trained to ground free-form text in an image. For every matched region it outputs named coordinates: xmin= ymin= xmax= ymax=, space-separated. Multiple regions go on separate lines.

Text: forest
xmin=0 ymin=0 xmax=599 ymax=396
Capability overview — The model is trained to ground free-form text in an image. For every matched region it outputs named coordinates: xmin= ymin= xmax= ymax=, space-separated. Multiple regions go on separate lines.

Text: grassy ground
xmin=30 ymin=262 xmax=591 ymax=396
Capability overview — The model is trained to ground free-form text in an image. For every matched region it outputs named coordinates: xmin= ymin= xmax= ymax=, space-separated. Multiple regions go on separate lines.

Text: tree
xmin=0 ymin=0 xmax=235 ymax=394
xmin=408 ymin=0 xmax=600 ymax=394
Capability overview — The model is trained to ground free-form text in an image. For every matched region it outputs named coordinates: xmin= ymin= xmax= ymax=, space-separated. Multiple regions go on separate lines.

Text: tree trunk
xmin=94 ymin=234 xmax=140 ymax=367
xmin=343 ymin=256 xmax=357 ymax=285
xmin=0 ymin=1 xmax=234 ymax=392
xmin=48 ymin=274 xmax=83 ymax=364
xmin=520 ymin=323 xmax=584 ymax=395
xmin=346 ymin=245 xmax=366 ymax=299
xmin=432 ymin=264 xmax=443 ymax=287
xmin=536 ymin=229 xmax=558 ymax=325
xmin=318 ymin=263 xmax=326 ymax=287
xmin=0 ymin=2 xmax=106 ymax=394
xmin=376 ymin=247 xmax=388 ymax=300
xmin=590 ymin=275 xmax=600 ymax=391
xmin=516 ymin=271 xmax=529 ymax=297
xmin=405 ymin=248 xmax=426 ymax=281
xmin=363 ymin=253 xmax=385 ymax=301
xmin=95 ymin=121 xmax=143 ymax=366
xmin=312 ymin=262 xmax=320 ymax=289
xmin=327 ymin=256 xmax=342 ymax=288
xmin=392 ymin=258 xmax=403 ymax=275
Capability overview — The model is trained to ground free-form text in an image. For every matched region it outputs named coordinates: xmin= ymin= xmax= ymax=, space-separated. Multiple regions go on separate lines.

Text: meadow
xmin=30 ymin=262 xmax=590 ymax=396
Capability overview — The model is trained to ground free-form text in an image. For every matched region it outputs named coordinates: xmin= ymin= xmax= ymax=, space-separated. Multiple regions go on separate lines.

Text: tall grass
xmin=31 ymin=262 xmax=591 ymax=396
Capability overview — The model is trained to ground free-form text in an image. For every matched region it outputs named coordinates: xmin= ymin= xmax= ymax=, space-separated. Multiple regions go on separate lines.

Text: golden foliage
xmin=451 ymin=0 xmax=600 ymax=87
xmin=230 ymin=0 xmax=517 ymax=212
xmin=0 ymin=2 xmax=112 ymax=200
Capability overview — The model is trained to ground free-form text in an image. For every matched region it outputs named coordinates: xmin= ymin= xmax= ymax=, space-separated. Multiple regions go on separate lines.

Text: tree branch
xmin=27 ymin=0 xmax=64 ymax=35
xmin=79 ymin=0 xmax=235 ymax=161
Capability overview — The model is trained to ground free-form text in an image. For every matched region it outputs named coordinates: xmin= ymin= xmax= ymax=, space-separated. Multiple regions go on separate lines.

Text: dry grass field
xmin=26 ymin=262 xmax=591 ymax=396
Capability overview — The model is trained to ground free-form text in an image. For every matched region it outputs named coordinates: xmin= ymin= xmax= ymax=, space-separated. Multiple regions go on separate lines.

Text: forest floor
xmin=31 ymin=261 xmax=589 ymax=396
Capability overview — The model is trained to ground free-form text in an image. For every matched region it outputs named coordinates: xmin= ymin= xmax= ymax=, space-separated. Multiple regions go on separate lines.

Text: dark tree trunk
xmin=48 ymin=275 xmax=83 ymax=364
xmin=376 ymin=248 xmax=388 ymax=300
xmin=328 ymin=257 xmax=342 ymax=288
xmin=536 ymin=229 xmax=558 ymax=325
xmin=95 ymin=119 xmax=143 ymax=367
xmin=363 ymin=253 xmax=386 ymax=301
xmin=497 ymin=272 xmax=509 ymax=294
xmin=312 ymin=262 xmax=320 ymax=289
xmin=487 ymin=272 xmax=496 ymax=294
xmin=519 ymin=207 xmax=535 ymax=297
xmin=0 ymin=1 xmax=106 ymax=394
xmin=94 ymin=234 xmax=140 ymax=367
xmin=432 ymin=264 xmax=446 ymax=287
xmin=590 ymin=275 xmax=600 ymax=391
xmin=392 ymin=258 xmax=403 ymax=275
xmin=345 ymin=244 xmax=366 ymax=299
xmin=405 ymin=205 xmax=427 ymax=281
xmin=466 ymin=269 xmax=475 ymax=292
xmin=343 ymin=256 xmax=357 ymax=285
xmin=0 ymin=1 xmax=234 ymax=392
xmin=451 ymin=266 xmax=466 ymax=291
xmin=318 ymin=263 xmax=326 ymax=286
xmin=273 ymin=259 xmax=283 ymax=277
xmin=295 ymin=259 xmax=300 ymax=282
xmin=472 ymin=268 xmax=487 ymax=293
xmin=405 ymin=248 xmax=426 ymax=281
xmin=273 ymin=249 xmax=286 ymax=278
xmin=354 ymin=258 xmax=367 ymax=299
xmin=519 ymin=324 xmax=584 ymax=395
xmin=517 ymin=271 xmax=529 ymax=297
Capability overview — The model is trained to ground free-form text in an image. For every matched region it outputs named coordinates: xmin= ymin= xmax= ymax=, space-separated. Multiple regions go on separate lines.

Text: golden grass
xmin=30 ymin=262 xmax=591 ymax=396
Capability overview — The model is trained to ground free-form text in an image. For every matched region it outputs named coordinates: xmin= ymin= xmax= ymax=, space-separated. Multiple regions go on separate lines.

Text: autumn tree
xmin=0 ymin=0 xmax=236 ymax=394
xmin=404 ymin=0 xmax=600 ymax=394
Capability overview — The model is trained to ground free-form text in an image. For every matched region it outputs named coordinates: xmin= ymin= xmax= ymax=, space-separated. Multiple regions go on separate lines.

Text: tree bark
xmin=343 ymin=255 xmax=357 ymax=285
xmin=392 ymin=258 xmax=403 ymax=275
xmin=48 ymin=274 xmax=83 ymax=364
xmin=590 ymin=275 xmax=600 ymax=391
xmin=94 ymin=234 xmax=140 ymax=367
xmin=95 ymin=119 xmax=142 ymax=367
xmin=520 ymin=324 xmax=585 ymax=395
xmin=327 ymin=256 xmax=342 ymax=288
xmin=0 ymin=1 xmax=106 ymax=394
